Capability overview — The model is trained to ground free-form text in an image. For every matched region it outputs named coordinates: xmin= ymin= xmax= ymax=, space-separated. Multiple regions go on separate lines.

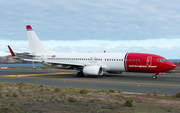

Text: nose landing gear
xmin=152 ymin=72 xmax=163 ymax=79
xmin=152 ymin=75 xmax=157 ymax=79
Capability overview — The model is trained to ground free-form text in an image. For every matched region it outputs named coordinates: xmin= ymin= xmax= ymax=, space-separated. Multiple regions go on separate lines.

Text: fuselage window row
xmin=47 ymin=58 xmax=126 ymax=62
xmin=104 ymin=59 xmax=123 ymax=61
xmin=47 ymin=58 xmax=103 ymax=61
xmin=126 ymin=59 xmax=141 ymax=62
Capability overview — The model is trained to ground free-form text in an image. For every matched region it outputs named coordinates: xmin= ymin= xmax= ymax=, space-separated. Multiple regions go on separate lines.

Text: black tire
xmin=77 ymin=72 xmax=84 ymax=77
xmin=152 ymin=75 xmax=157 ymax=79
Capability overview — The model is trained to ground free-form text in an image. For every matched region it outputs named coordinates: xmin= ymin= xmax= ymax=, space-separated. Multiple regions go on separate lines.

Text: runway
xmin=0 ymin=69 xmax=180 ymax=95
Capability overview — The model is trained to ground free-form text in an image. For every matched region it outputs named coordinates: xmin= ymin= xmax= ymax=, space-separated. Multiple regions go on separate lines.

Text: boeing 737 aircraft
xmin=8 ymin=25 xmax=176 ymax=79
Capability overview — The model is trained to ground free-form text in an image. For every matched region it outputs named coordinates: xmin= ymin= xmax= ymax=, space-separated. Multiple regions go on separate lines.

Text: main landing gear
xmin=77 ymin=72 xmax=84 ymax=77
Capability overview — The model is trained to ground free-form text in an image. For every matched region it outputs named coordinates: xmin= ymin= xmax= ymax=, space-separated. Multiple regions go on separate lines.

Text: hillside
xmin=0 ymin=55 xmax=30 ymax=64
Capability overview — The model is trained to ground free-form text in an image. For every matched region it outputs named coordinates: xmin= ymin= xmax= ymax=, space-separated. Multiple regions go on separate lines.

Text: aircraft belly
xmin=103 ymin=62 xmax=125 ymax=72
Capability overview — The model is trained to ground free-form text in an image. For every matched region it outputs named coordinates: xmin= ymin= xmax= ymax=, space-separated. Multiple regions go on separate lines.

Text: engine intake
xmin=83 ymin=65 xmax=103 ymax=76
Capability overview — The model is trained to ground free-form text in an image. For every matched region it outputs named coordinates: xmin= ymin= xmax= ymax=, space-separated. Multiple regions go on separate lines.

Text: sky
xmin=1 ymin=0 xmax=180 ymax=58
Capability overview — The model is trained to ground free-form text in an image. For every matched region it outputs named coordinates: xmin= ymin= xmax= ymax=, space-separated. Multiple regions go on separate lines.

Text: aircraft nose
xmin=165 ymin=61 xmax=176 ymax=70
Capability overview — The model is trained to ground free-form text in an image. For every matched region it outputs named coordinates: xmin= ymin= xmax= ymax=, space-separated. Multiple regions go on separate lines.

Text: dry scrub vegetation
xmin=0 ymin=82 xmax=179 ymax=113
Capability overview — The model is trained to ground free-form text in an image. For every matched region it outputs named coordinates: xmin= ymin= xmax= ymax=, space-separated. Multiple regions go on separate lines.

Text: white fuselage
xmin=34 ymin=53 xmax=127 ymax=72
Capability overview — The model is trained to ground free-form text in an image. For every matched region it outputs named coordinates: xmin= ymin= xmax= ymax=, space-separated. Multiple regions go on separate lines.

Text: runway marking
xmin=3 ymin=72 xmax=180 ymax=87
xmin=3 ymin=72 xmax=75 ymax=77
xmin=21 ymin=76 xmax=180 ymax=87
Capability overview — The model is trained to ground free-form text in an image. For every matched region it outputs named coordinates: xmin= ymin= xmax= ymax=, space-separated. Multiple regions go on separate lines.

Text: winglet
xmin=7 ymin=45 xmax=16 ymax=57
xmin=26 ymin=25 xmax=33 ymax=30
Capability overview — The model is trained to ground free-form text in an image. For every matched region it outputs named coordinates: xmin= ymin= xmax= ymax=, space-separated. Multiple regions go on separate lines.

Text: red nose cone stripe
xmin=26 ymin=25 xmax=32 ymax=30
xmin=171 ymin=62 xmax=176 ymax=69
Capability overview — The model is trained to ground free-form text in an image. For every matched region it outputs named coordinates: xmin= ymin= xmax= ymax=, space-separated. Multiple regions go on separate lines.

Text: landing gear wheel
xmin=77 ymin=72 xmax=84 ymax=77
xmin=152 ymin=75 xmax=157 ymax=79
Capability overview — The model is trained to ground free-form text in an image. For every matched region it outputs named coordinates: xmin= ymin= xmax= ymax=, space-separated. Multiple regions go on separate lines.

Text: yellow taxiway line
xmin=3 ymin=72 xmax=75 ymax=77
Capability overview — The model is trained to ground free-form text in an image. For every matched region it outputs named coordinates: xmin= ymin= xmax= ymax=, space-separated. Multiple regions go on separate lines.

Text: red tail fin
xmin=7 ymin=45 xmax=16 ymax=57
xmin=26 ymin=25 xmax=32 ymax=30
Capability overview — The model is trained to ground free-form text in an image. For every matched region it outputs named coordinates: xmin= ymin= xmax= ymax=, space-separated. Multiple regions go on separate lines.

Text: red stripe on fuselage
xmin=126 ymin=53 xmax=175 ymax=73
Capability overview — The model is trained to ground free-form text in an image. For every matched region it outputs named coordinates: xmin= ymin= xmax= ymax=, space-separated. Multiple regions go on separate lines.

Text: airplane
xmin=8 ymin=25 xmax=176 ymax=79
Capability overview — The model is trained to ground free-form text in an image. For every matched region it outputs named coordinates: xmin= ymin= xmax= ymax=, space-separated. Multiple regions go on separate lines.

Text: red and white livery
xmin=8 ymin=25 xmax=176 ymax=79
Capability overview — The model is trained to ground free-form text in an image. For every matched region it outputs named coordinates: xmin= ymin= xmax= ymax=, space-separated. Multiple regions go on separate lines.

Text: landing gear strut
xmin=152 ymin=72 xmax=163 ymax=79
xmin=152 ymin=75 xmax=157 ymax=79
xmin=77 ymin=72 xmax=84 ymax=77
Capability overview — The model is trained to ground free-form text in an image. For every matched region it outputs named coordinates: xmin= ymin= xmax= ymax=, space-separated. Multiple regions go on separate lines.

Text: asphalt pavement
xmin=0 ymin=69 xmax=180 ymax=95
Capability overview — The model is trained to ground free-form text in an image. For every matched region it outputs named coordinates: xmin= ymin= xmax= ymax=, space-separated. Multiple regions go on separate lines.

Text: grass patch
xmin=54 ymin=88 xmax=61 ymax=92
xmin=0 ymin=82 xmax=179 ymax=112
xmin=68 ymin=97 xmax=77 ymax=103
xmin=176 ymin=92 xmax=180 ymax=98
xmin=109 ymin=89 xmax=116 ymax=93
xmin=79 ymin=89 xmax=88 ymax=94
xmin=125 ymin=99 xmax=134 ymax=107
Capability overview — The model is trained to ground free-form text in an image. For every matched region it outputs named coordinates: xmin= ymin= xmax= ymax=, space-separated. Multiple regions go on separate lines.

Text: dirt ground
xmin=0 ymin=82 xmax=179 ymax=113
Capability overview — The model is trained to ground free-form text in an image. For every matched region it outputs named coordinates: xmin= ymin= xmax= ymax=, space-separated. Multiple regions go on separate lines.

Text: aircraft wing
xmin=24 ymin=59 xmax=85 ymax=67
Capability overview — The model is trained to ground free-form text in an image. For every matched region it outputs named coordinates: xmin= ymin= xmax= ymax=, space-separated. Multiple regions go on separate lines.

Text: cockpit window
xmin=157 ymin=59 xmax=167 ymax=62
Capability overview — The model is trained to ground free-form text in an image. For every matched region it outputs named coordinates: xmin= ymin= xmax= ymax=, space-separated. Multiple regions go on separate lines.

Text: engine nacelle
xmin=51 ymin=64 xmax=71 ymax=69
xmin=83 ymin=65 xmax=103 ymax=76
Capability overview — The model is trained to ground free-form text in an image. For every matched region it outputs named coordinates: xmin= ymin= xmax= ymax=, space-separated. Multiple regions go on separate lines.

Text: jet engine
xmin=83 ymin=65 xmax=103 ymax=76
